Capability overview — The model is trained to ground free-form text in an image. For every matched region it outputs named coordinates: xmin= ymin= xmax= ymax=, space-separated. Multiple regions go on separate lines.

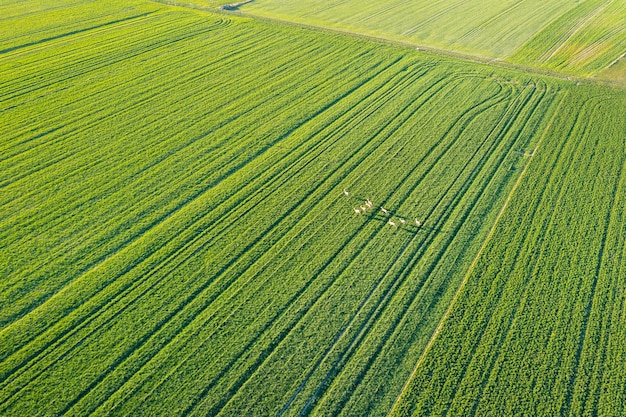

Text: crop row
xmin=4 ymin=2 xmax=620 ymax=417
xmin=391 ymin=87 xmax=626 ymax=417
xmin=509 ymin=0 xmax=626 ymax=75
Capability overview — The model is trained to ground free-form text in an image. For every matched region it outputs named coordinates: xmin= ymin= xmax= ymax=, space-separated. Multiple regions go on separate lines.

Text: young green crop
xmin=391 ymin=88 xmax=626 ymax=417
xmin=1 ymin=1 xmax=624 ymax=417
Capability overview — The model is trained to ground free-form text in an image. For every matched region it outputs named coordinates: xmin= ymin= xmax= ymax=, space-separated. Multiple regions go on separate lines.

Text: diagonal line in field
xmin=543 ymin=0 xmax=613 ymax=63
xmin=387 ymin=90 xmax=568 ymax=417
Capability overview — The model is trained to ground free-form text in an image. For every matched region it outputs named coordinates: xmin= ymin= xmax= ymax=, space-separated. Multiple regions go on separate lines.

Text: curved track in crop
xmin=2 ymin=2 xmax=623 ymax=417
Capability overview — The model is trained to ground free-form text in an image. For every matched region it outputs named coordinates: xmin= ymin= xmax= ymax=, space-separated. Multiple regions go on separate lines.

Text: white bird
xmin=388 ymin=220 xmax=397 ymax=228
xmin=343 ymin=188 xmax=350 ymax=197
xmin=354 ymin=207 xmax=361 ymax=215
xmin=399 ymin=218 xmax=406 ymax=225
xmin=415 ymin=219 xmax=422 ymax=227
xmin=381 ymin=207 xmax=390 ymax=215
xmin=365 ymin=199 xmax=373 ymax=208
xmin=361 ymin=205 xmax=368 ymax=212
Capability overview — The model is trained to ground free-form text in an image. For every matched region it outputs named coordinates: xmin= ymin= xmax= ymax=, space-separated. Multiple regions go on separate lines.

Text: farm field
xmin=0 ymin=1 xmax=625 ymax=417
xmin=391 ymin=86 xmax=626 ymax=417
xmin=240 ymin=0 xmax=626 ymax=78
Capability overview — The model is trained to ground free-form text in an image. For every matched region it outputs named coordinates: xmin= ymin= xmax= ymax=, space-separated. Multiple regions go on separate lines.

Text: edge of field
xmin=147 ymin=0 xmax=625 ymax=88
xmin=209 ymin=6 xmax=625 ymax=88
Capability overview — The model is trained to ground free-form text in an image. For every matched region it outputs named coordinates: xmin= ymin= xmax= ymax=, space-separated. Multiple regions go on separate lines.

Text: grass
xmin=1 ymin=1 xmax=624 ymax=416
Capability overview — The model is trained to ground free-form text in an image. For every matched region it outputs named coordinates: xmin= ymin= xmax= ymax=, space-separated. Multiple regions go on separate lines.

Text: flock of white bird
xmin=343 ymin=188 xmax=422 ymax=229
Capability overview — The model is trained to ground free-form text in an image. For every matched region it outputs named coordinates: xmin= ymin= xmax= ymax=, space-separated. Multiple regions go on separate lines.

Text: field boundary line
xmin=150 ymin=0 xmax=626 ymax=87
xmin=388 ymin=90 xmax=568 ymax=416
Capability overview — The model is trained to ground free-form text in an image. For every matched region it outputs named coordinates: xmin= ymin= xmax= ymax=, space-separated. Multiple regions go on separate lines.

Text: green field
xmin=1 ymin=1 xmax=625 ymax=416
xmin=240 ymin=0 xmax=626 ymax=78
xmin=391 ymin=87 xmax=626 ymax=417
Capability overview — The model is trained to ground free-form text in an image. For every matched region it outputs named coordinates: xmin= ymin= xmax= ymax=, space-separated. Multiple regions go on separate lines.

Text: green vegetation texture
xmin=0 ymin=1 xmax=624 ymax=416
xmin=391 ymin=86 xmax=626 ymax=417
xmin=240 ymin=0 xmax=626 ymax=78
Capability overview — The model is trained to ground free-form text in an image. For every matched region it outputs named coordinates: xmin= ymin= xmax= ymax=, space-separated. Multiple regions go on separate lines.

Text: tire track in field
xmin=442 ymin=90 xmax=577 ymax=417
xmin=357 ymin=0 xmax=453 ymax=27
xmin=28 ymin=60 xmax=439 ymax=416
xmin=321 ymin=82 xmax=552 ymax=417
xmin=401 ymin=0 xmax=473 ymax=37
xmin=388 ymin=92 xmax=591 ymax=417
xmin=0 ymin=55 xmax=410 ymax=405
xmin=387 ymin=89 xmax=566 ymax=417
xmin=466 ymin=101 xmax=609 ymax=417
xmin=208 ymin=77 xmax=513 ymax=417
xmin=292 ymin=80 xmax=534 ymax=417
xmin=0 ymin=20 xmax=217 ymax=164
xmin=0 ymin=34 xmax=357 ymax=313
xmin=439 ymin=90 xmax=570 ymax=417
xmin=353 ymin=0 xmax=414 ymax=24
xmin=565 ymin=23 xmax=626 ymax=69
xmin=0 ymin=44 xmax=386 ymax=364
xmin=445 ymin=94 xmax=596 ymax=417
xmin=0 ymin=26 xmax=288 ymax=208
xmin=0 ymin=12 xmax=155 ymax=55
xmin=0 ymin=15 xmax=230 ymax=97
xmin=0 ymin=17 xmax=235 ymax=142
xmin=117 ymin=65 xmax=450 ymax=416
xmin=0 ymin=42 xmax=382 ymax=306
xmin=0 ymin=23 xmax=314 ymax=184
xmin=515 ymin=96 xmax=615 ymax=413
xmin=97 ymin=59 xmax=444 ymax=416
xmin=0 ymin=47 xmax=392 ymax=378
xmin=455 ymin=0 xmax=526 ymax=43
xmin=0 ymin=42 xmax=310 ymax=316
xmin=0 ymin=30 xmax=332 ymax=280
xmin=540 ymin=0 xmax=612 ymax=63
xmin=0 ymin=1 xmax=100 ymax=24
xmin=0 ymin=15 xmax=231 ymax=143
xmin=0 ymin=14 xmax=208 ymax=105
xmin=561 ymin=98 xmax=625 ymax=417
xmin=300 ymin=0 xmax=352 ymax=19
xmin=0 ymin=17 xmax=245 ymax=125
xmin=572 ymin=156 xmax=626 ymax=416
xmin=0 ymin=19 xmax=251 ymax=168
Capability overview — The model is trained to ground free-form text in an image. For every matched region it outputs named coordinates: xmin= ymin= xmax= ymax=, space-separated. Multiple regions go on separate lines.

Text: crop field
xmin=392 ymin=87 xmax=626 ymax=417
xmin=240 ymin=0 xmax=626 ymax=78
xmin=1 ymin=1 xmax=625 ymax=417
xmin=510 ymin=0 xmax=626 ymax=75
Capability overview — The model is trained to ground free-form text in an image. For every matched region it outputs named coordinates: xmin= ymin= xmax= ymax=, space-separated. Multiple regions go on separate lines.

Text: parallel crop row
xmin=2 ymin=2 xmax=623 ymax=417
xmin=391 ymin=88 xmax=626 ymax=417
